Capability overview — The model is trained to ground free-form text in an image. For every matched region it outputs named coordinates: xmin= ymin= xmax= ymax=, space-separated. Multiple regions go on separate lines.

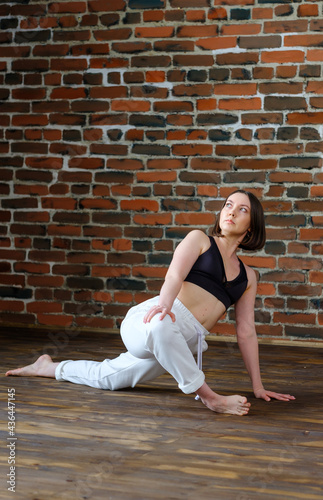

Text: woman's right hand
xmin=143 ymin=304 xmax=176 ymax=324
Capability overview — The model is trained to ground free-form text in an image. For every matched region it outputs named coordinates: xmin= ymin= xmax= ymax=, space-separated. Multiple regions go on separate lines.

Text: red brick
xmin=196 ymin=36 xmax=236 ymax=50
xmin=241 ymin=256 xmax=276 ymax=269
xmin=94 ymin=28 xmax=131 ymax=41
xmin=177 ymin=25 xmax=218 ymax=38
xmin=257 ymin=283 xmax=276 ymax=296
xmin=111 ymin=100 xmax=150 ymax=112
xmin=50 ymin=87 xmax=87 ymax=99
xmin=213 ymin=83 xmax=256 ymax=96
xmin=221 ymin=24 xmax=261 ymax=36
xmin=274 ymin=312 xmax=317 ymax=325
xmin=216 ymin=145 xmax=257 ymax=156
xmin=185 ymin=9 xmax=204 ymax=21
xmin=261 ymin=50 xmax=305 ymax=64
xmin=37 ymin=313 xmax=73 ymax=327
xmin=143 ymin=10 xmax=164 ymax=22
xmin=0 ymin=300 xmax=24 ymax=312
xmin=12 ymin=88 xmax=46 ymax=100
xmin=120 ymin=200 xmax=159 ymax=212
xmin=146 ymin=71 xmax=165 ymax=82
xmin=135 ymin=27 xmax=174 ymax=38
xmin=133 ymin=214 xmax=172 ymax=225
xmin=92 ymin=266 xmax=130 ymax=277
xmin=219 ymin=98 xmax=261 ymax=110
xmin=298 ymin=4 xmax=319 ymax=17
xmin=175 ymin=213 xmax=215 ymax=225
xmin=172 ymin=144 xmax=213 ymax=156
xmin=93 ymin=291 xmax=112 ymax=302
xmin=15 ymin=263 xmax=50 ymax=274
xmin=307 ymin=49 xmax=323 ymax=62
xmin=88 ymin=0 xmax=126 ymax=12
xmin=300 ymin=229 xmax=323 ymax=241
xmin=278 ymin=257 xmax=321 ymax=271
xmin=27 ymin=302 xmax=62 ymax=313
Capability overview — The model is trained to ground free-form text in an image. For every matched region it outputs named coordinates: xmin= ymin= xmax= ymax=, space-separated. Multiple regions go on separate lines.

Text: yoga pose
xmin=6 ymin=190 xmax=295 ymax=415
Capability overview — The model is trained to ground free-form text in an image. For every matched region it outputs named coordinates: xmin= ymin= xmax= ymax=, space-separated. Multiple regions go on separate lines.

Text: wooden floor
xmin=1 ymin=326 xmax=323 ymax=500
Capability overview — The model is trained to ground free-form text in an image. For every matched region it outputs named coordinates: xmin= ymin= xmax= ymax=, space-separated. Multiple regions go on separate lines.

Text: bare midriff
xmin=177 ymin=281 xmax=227 ymax=331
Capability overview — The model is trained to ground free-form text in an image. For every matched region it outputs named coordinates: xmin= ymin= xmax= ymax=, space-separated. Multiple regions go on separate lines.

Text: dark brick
xmin=287 ymin=186 xmax=309 ymax=198
xmin=277 ymin=127 xmax=298 ymax=140
xmin=107 ymin=129 xmax=123 ymax=141
xmin=122 ymin=12 xmax=141 ymax=24
xmin=5 ymin=73 xmax=23 ymax=85
xmin=300 ymin=127 xmax=321 ymax=141
xmin=125 ymin=227 xmax=163 ymax=238
xmin=63 ymin=130 xmax=82 ymax=142
xmin=148 ymin=254 xmax=172 ymax=265
xmin=129 ymin=114 xmax=166 ymax=127
xmin=209 ymin=68 xmax=230 ymax=81
xmin=239 ymin=36 xmax=281 ymax=49
xmin=299 ymin=65 xmax=321 ymax=78
xmin=0 ymin=287 xmax=32 ymax=299
xmin=132 ymin=144 xmax=170 ymax=155
xmin=209 ymin=129 xmax=231 ymax=142
xmin=66 ymin=277 xmax=104 ymax=290
xmin=95 ymin=171 xmax=134 ymax=183
xmin=53 ymin=213 xmax=90 ymax=224
xmin=265 ymin=241 xmax=286 ymax=255
xmin=187 ymin=70 xmax=207 ymax=82
xmin=265 ymin=214 xmax=306 ymax=227
xmin=285 ymin=326 xmax=323 ymax=340
xmin=131 ymin=56 xmax=171 ymax=67
xmin=129 ymin=0 xmax=164 ymax=8
xmin=264 ymin=97 xmax=306 ymax=111
xmin=100 ymin=13 xmax=119 ymax=26
xmin=33 ymin=238 xmax=51 ymax=250
xmin=133 ymin=240 xmax=152 ymax=252
xmin=91 ymin=213 xmax=131 ymax=224
xmin=197 ymin=113 xmax=238 ymax=126
xmin=2 ymin=198 xmax=38 ymax=209
xmin=106 ymin=278 xmax=145 ymax=290
xmin=179 ymin=172 xmax=221 ymax=183
xmin=231 ymin=9 xmax=251 ymax=20
xmin=15 ymin=30 xmax=51 ymax=44
xmin=0 ymin=18 xmax=18 ymax=30
xmin=280 ymin=157 xmax=321 ymax=169
xmin=224 ymin=171 xmax=266 ymax=183
xmin=161 ymin=199 xmax=202 ymax=211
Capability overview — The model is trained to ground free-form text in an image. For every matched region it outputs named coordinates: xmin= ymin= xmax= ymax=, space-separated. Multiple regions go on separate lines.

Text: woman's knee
xmin=146 ymin=316 xmax=174 ymax=351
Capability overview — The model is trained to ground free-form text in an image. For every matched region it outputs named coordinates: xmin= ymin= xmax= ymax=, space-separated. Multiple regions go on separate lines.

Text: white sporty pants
xmin=55 ymin=297 xmax=209 ymax=394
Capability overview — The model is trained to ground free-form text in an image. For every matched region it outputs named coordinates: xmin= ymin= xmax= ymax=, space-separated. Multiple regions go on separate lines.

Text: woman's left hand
xmin=254 ymin=388 xmax=296 ymax=402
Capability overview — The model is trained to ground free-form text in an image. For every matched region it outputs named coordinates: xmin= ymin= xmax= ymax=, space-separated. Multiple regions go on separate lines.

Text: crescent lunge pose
xmin=6 ymin=190 xmax=295 ymax=415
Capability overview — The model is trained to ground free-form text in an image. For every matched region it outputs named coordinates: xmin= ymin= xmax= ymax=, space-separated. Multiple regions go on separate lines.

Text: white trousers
xmin=55 ymin=297 xmax=209 ymax=394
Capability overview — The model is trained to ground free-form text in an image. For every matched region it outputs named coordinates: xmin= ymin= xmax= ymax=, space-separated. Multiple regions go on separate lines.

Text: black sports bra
xmin=184 ymin=236 xmax=248 ymax=310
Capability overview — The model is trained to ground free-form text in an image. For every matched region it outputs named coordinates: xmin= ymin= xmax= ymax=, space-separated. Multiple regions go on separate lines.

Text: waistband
xmin=174 ymin=298 xmax=209 ymax=337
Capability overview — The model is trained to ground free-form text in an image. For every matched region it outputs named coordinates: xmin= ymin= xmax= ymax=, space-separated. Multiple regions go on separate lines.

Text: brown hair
xmin=211 ymin=190 xmax=266 ymax=251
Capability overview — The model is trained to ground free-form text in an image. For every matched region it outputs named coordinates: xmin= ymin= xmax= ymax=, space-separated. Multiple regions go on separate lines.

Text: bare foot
xmin=195 ymin=382 xmax=250 ymax=416
xmin=5 ymin=354 xmax=58 ymax=378
xmin=201 ymin=394 xmax=250 ymax=416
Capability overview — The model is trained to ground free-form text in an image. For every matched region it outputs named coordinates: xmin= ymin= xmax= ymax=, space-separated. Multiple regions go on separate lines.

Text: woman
xmin=6 ymin=190 xmax=295 ymax=415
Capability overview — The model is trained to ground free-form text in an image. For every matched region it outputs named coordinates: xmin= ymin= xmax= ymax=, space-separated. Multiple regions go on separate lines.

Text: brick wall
xmin=0 ymin=0 xmax=322 ymax=342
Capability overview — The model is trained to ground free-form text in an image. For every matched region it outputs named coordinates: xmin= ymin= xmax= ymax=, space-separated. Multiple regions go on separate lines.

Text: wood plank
xmin=1 ymin=326 xmax=323 ymax=499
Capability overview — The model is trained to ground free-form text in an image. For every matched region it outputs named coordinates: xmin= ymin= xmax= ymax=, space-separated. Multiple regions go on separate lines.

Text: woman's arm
xmin=143 ymin=230 xmax=209 ymax=323
xmin=235 ymin=267 xmax=295 ymax=402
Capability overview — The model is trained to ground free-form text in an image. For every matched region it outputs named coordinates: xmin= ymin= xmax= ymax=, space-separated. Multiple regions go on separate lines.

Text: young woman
xmin=6 ymin=190 xmax=295 ymax=415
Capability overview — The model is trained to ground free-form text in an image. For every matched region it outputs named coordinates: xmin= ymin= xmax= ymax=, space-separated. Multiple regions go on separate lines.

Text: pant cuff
xmin=179 ymin=372 xmax=205 ymax=394
xmin=55 ymin=360 xmax=72 ymax=381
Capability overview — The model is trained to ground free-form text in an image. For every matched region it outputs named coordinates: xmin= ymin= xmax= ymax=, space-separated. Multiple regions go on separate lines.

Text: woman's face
xmin=219 ymin=192 xmax=251 ymax=237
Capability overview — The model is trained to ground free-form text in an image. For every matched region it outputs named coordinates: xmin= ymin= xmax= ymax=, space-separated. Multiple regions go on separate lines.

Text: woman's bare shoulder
xmin=183 ymin=230 xmax=210 ymax=250
xmin=243 ymin=263 xmax=257 ymax=288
